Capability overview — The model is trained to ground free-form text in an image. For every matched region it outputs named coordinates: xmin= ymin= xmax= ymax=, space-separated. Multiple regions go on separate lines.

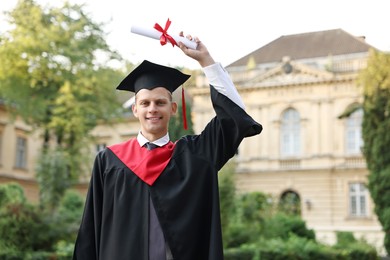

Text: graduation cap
xmin=116 ymin=60 xmax=191 ymax=129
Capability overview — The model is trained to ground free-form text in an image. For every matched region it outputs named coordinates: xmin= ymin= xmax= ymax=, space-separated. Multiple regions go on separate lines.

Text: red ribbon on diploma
xmin=154 ymin=18 xmax=178 ymax=47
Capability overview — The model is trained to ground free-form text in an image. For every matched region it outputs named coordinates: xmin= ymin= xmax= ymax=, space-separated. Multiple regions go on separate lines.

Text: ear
xmin=132 ymin=103 xmax=139 ymax=118
xmin=171 ymin=102 xmax=178 ymax=115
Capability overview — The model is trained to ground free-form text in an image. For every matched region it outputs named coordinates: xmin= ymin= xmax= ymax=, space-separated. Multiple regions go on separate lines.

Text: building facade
xmin=0 ymin=105 xmax=43 ymax=201
xmin=191 ymin=29 xmax=384 ymax=252
xmin=0 ymin=105 xmax=139 ymax=200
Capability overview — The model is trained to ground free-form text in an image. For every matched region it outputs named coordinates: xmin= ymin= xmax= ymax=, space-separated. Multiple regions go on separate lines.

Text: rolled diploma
xmin=131 ymin=25 xmax=198 ymax=50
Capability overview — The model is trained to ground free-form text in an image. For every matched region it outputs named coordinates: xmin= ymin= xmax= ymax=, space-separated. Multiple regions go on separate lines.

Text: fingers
xmin=186 ymin=34 xmax=195 ymax=42
xmin=179 ymin=31 xmax=198 ymax=43
xmin=178 ymin=31 xmax=213 ymax=67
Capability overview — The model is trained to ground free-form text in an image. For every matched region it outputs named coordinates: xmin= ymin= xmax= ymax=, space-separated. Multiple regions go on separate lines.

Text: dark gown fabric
xmin=73 ymin=86 xmax=262 ymax=260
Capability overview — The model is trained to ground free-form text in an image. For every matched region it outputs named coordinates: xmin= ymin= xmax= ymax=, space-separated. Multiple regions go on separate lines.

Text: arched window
xmin=280 ymin=108 xmax=300 ymax=156
xmin=279 ymin=190 xmax=301 ymax=215
xmin=346 ymin=108 xmax=363 ymax=154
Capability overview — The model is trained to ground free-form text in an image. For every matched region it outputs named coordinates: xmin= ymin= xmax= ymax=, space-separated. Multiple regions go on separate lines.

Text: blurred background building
xmin=191 ymin=28 xmax=384 ymax=252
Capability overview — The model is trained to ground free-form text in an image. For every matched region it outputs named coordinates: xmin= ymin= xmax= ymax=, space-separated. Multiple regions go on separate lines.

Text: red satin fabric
xmin=108 ymin=139 xmax=176 ymax=185
xmin=154 ymin=18 xmax=178 ymax=47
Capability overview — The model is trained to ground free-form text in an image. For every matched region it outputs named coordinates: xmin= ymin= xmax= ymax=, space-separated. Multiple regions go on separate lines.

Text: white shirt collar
xmin=137 ymin=131 xmax=170 ymax=147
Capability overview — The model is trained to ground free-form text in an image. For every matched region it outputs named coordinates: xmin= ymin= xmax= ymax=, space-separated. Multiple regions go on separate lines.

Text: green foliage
xmin=257 ymin=235 xmax=340 ymax=260
xmin=238 ymin=192 xmax=270 ymax=223
xmin=58 ymin=189 xmax=84 ymax=218
xmin=167 ymin=70 xmax=199 ymax=141
xmin=35 ymin=146 xmax=90 ymax=211
xmin=168 ymin=94 xmax=194 ymax=141
xmin=367 ymin=167 xmax=390 ymax=229
xmin=224 ymin=221 xmax=259 ymax=249
xmin=56 ymin=189 xmax=85 ymax=242
xmin=333 ymin=232 xmax=379 ymax=260
xmin=0 ymin=202 xmax=52 ymax=251
xmin=0 ymin=0 xmax=122 ymax=125
xmin=224 ymin=235 xmax=379 ymax=260
xmin=224 ymin=246 xmax=256 ymax=260
xmin=335 ymin=231 xmax=357 ymax=246
xmin=0 ymin=183 xmax=83 ymax=258
xmin=219 ymin=177 xmax=378 ymax=258
xmin=0 ymin=0 xmax=125 ymax=196
xmin=262 ymin=212 xmax=315 ymax=241
xmin=54 ymin=240 xmax=76 ymax=258
xmin=218 ymin=162 xmax=236 ymax=247
xmin=35 ymin=148 xmax=72 ymax=210
xmin=223 ymin=192 xmax=275 ymax=248
xmin=0 ymin=182 xmax=26 ymax=207
xmin=359 ymin=49 xmax=390 ymax=254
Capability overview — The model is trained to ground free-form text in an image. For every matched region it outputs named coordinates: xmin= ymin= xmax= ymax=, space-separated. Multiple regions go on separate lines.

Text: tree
xmin=358 ymin=49 xmax=390 ymax=254
xmin=218 ymin=162 xmax=236 ymax=248
xmin=0 ymin=0 xmax=127 ymax=209
xmin=168 ymin=92 xmax=194 ymax=141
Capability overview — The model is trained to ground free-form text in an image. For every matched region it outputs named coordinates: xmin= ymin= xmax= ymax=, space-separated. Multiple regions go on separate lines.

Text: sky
xmin=1 ymin=0 xmax=390 ymax=69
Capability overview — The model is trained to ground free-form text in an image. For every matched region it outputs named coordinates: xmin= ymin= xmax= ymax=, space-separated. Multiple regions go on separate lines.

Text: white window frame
xmin=280 ymin=108 xmax=301 ymax=157
xmin=346 ymin=108 xmax=363 ymax=155
xmin=15 ymin=136 xmax=27 ymax=169
xmin=349 ymin=182 xmax=368 ymax=217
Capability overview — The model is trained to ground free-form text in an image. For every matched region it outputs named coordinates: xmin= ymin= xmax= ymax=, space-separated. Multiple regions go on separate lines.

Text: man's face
xmin=132 ymin=87 xmax=177 ymax=141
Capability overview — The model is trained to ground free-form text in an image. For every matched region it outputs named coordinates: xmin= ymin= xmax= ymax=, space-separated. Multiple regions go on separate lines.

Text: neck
xmin=141 ymin=131 xmax=168 ymax=142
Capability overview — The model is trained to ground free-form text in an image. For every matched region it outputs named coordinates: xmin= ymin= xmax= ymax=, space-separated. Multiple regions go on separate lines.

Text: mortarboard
xmin=116 ymin=60 xmax=191 ymax=129
xmin=116 ymin=60 xmax=190 ymax=93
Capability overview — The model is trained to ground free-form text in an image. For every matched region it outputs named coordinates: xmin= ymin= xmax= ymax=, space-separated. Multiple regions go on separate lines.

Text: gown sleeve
xmin=72 ymin=151 xmax=105 ymax=259
xmin=190 ymin=85 xmax=262 ymax=171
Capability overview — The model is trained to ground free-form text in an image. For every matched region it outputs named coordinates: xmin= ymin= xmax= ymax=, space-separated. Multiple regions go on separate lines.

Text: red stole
xmin=108 ymin=139 xmax=175 ymax=186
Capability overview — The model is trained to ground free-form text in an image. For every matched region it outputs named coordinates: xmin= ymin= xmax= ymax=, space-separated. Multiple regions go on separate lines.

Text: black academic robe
xmin=73 ymin=86 xmax=262 ymax=260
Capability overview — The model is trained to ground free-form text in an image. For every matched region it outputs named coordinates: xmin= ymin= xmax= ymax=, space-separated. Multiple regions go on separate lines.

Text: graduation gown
xmin=73 ymin=86 xmax=262 ymax=260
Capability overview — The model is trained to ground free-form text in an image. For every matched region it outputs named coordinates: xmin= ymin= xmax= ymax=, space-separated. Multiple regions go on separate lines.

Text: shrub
xmin=262 ymin=212 xmax=315 ymax=240
xmin=0 ymin=182 xmax=26 ymax=207
xmin=0 ymin=184 xmax=82 ymax=258
xmin=224 ymin=246 xmax=256 ymax=260
xmin=335 ymin=231 xmax=357 ymax=246
xmin=224 ymin=222 xmax=258 ymax=248
xmin=0 ymin=202 xmax=54 ymax=251
xmin=333 ymin=231 xmax=378 ymax=260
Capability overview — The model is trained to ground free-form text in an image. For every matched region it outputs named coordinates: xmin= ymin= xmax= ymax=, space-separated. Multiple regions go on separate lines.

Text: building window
xmin=349 ymin=183 xmax=368 ymax=217
xmin=15 ymin=136 xmax=27 ymax=169
xmin=96 ymin=143 xmax=106 ymax=153
xmin=346 ymin=108 xmax=363 ymax=154
xmin=279 ymin=190 xmax=301 ymax=216
xmin=281 ymin=108 xmax=300 ymax=156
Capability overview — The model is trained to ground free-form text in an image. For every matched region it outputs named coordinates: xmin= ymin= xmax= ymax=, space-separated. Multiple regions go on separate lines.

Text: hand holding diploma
xmin=131 ymin=19 xmax=198 ymax=50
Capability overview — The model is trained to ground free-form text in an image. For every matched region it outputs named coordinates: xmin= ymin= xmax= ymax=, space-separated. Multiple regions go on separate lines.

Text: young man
xmin=73 ymin=34 xmax=262 ymax=260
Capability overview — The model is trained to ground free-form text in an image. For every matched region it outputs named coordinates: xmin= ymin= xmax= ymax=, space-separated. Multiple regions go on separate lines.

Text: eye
xmin=139 ymin=101 xmax=149 ymax=106
xmin=156 ymin=100 xmax=168 ymax=106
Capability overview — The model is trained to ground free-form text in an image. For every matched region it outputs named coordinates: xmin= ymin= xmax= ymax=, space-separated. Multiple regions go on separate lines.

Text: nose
xmin=148 ymin=102 xmax=158 ymax=112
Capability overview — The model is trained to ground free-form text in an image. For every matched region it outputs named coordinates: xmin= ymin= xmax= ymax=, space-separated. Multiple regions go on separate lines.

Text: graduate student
xmin=73 ymin=33 xmax=262 ymax=260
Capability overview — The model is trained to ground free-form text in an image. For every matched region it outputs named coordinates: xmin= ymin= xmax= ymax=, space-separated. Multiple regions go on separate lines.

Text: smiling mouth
xmin=147 ymin=117 xmax=162 ymax=122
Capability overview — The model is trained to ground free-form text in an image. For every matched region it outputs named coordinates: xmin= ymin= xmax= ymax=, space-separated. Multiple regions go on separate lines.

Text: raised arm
xmin=178 ymin=33 xmax=245 ymax=109
xmin=177 ymin=32 xmax=215 ymax=68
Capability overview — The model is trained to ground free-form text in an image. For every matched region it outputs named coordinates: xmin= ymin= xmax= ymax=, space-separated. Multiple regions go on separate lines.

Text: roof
xmin=227 ymin=29 xmax=375 ymax=67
